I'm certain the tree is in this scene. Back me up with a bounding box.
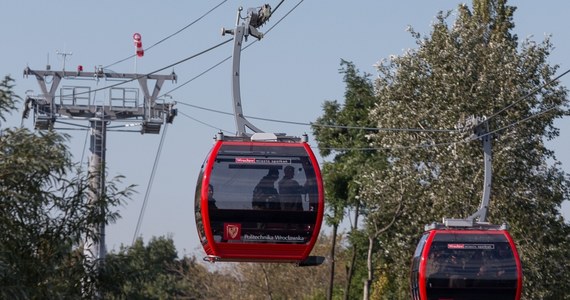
[210,232,346,300]
[0,75,134,299]
[103,236,214,299]
[365,0,570,298]
[313,60,387,300]
[0,76,19,123]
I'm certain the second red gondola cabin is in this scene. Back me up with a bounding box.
[410,223,523,300]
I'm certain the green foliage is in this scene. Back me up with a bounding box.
[104,236,195,299]
[0,77,134,299]
[0,127,134,299]
[313,60,388,299]
[313,60,387,224]
[210,232,347,300]
[364,0,570,298]
[0,75,19,122]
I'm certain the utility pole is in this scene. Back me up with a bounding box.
[23,65,177,296]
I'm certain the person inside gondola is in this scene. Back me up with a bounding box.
[278,166,304,210]
[208,184,224,241]
[208,184,218,209]
[252,168,280,210]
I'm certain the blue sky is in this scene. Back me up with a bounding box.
[2,1,569,257]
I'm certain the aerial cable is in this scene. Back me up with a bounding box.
[55,120,91,130]
[159,0,304,98]
[483,106,560,139]
[486,67,570,123]
[316,140,464,152]
[176,100,459,133]
[59,38,233,99]
[132,122,169,245]
[177,101,233,116]
[161,56,231,96]
[103,0,229,70]
[269,0,286,17]
[178,110,234,134]
[314,105,562,152]
[264,0,303,36]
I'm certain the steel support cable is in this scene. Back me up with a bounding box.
[481,106,561,140]
[486,68,570,123]
[159,0,304,98]
[177,103,465,151]
[176,101,458,133]
[270,0,286,17]
[132,122,169,245]
[316,140,463,152]
[304,105,562,151]
[59,38,233,99]
[177,110,234,134]
[103,0,229,70]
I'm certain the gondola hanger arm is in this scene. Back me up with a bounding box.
[221,5,272,137]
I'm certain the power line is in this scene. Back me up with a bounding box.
[59,38,233,99]
[321,105,566,152]
[177,110,234,134]
[132,122,169,245]
[159,0,305,98]
[176,100,458,133]
[486,106,560,138]
[161,56,231,96]
[264,0,303,36]
[317,140,463,152]
[179,101,565,153]
[486,68,570,122]
[103,0,228,70]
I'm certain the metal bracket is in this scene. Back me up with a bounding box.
[467,117,492,222]
[221,5,272,136]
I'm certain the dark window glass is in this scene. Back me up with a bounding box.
[425,232,518,300]
[207,144,318,244]
[195,160,208,245]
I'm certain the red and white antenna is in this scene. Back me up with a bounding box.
[133,33,144,57]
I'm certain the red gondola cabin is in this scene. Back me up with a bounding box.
[411,223,523,300]
[195,139,324,265]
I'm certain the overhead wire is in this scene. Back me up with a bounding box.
[132,122,169,245]
[177,97,568,153]
[485,106,560,139]
[485,68,570,122]
[59,38,233,100]
[177,101,459,133]
[103,0,229,70]
[320,104,565,152]
[159,0,304,98]
[317,140,463,152]
[178,110,234,134]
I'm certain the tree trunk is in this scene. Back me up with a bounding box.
[327,223,338,300]
[363,235,374,300]
[344,204,360,300]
